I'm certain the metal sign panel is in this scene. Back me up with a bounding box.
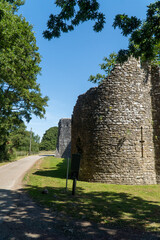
[71,154,81,180]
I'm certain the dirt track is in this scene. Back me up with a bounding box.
[0,155,44,190]
[0,156,159,240]
[0,155,65,240]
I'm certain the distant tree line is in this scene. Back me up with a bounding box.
[40,127,58,151]
[0,124,58,161]
[0,122,40,161]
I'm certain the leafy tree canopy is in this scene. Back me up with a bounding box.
[44,0,160,65]
[40,127,58,151]
[43,0,106,39]
[113,1,160,64]
[10,122,40,153]
[4,0,25,11]
[88,52,117,85]
[0,1,48,160]
[0,1,48,124]
[88,1,160,85]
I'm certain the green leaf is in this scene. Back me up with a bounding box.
[88,52,117,85]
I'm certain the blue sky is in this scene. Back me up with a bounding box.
[18,0,155,139]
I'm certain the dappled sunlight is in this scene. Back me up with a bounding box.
[25,156,160,239]
[26,184,160,239]
[0,189,65,239]
[33,158,68,179]
[27,157,160,233]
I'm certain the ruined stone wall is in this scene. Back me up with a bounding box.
[56,118,71,158]
[150,66,160,183]
[72,58,160,185]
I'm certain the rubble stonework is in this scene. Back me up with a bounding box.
[71,58,160,185]
[56,118,71,158]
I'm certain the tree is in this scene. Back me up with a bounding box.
[40,127,58,151]
[88,52,117,85]
[44,0,160,65]
[43,0,105,39]
[113,1,160,64]
[0,1,48,160]
[9,122,40,154]
[5,0,25,11]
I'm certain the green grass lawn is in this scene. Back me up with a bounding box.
[25,156,160,233]
[0,159,18,167]
[0,162,9,167]
[0,154,28,167]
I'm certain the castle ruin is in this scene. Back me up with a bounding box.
[56,118,71,158]
[71,58,160,185]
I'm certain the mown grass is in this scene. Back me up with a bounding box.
[39,150,55,155]
[25,156,160,233]
[0,153,39,167]
[0,162,9,167]
[0,154,28,167]
[0,158,18,167]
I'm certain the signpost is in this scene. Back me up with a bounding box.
[71,154,81,196]
[66,158,70,191]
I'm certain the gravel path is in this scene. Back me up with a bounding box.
[0,156,159,240]
[0,155,44,190]
[0,155,66,240]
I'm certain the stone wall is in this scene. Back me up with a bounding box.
[150,66,160,183]
[56,118,71,158]
[71,58,160,185]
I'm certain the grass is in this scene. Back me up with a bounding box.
[0,153,32,167]
[16,155,28,160]
[25,156,160,233]
[0,154,28,167]
[0,162,9,167]
[0,158,19,167]
[39,150,55,155]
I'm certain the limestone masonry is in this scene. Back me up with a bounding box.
[71,58,160,185]
[56,118,71,158]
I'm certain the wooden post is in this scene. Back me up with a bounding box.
[29,128,32,155]
[72,176,77,196]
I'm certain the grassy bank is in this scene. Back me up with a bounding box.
[0,162,9,167]
[0,157,22,167]
[0,152,34,167]
[25,156,160,232]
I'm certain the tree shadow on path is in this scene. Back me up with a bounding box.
[0,189,66,240]
[1,186,159,240]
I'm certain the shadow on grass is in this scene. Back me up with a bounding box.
[39,154,55,157]
[26,184,160,238]
[26,157,160,239]
[0,187,159,240]
[34,158,69,179]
